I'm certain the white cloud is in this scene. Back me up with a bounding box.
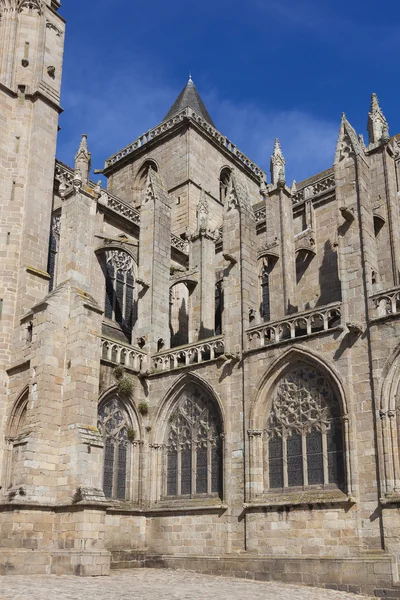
[57,68,339,184]
[208,96,338,183]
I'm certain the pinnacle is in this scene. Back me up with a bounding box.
[370,92,380,112]
[79,133,88,150]
[272,138,285,161]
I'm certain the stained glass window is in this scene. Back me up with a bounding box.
[98,397,130,499]
[165,388,223,498]
[267,366,345,491]
[104,250,136,340]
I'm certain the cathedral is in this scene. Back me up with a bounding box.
[2,2,400,596]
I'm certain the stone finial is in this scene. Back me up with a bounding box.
[270,138,286,186]
[290,180,297,195]
[74,134,91,184]
[334,113,365,165]
[367,93,389,145]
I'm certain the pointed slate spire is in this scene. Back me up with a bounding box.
[74,134,91,184]
[163,76,215,127]
[270,138,286,185]
[367,93,389,145]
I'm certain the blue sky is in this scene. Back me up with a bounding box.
[57,0,400,185]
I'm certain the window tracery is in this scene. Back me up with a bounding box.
[104,250,136,338]
[98,397,130,499]
[165,388,222,498]
[267,366,344,490]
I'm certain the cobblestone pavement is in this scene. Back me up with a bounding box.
[0,568,373,600]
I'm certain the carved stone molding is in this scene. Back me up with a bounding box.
[267,366,338,437]
[46,19,63,36]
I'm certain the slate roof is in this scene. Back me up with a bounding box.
[163,77,216,128]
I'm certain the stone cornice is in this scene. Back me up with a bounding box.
[103,107,266,184]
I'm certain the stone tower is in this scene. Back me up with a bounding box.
[0,0,65,485]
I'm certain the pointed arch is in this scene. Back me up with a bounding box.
[97,387,141,501]
[219,167,232,204]
[97,246,138,342]
[153,373,225,443]
[6,386,29,439]
[153,373,224,500]
[3,387,30,491]
[249,346,349,494]
[376,343,400,495]
[250,345,348,429]
[133,159,159,207]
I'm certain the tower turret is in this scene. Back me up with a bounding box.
[0,0,65,492]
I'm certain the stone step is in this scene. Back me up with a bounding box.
[375,590,400,599]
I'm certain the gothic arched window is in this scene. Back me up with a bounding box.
[165,388,223,498]
[4,390,29,492]
[267,366,345,491]
[219,168,231,204]
[169,283,189,348]
[260,262,270,322]
[98,397,131,499]
[215,280,223,335]
[47,212,61,292]
[104,250,136,338]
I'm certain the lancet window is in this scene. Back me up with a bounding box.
[219,168,231,204]
[215,280,224,335]
[169,282,189,348]
[104,250,136,335]
[165,388,223,498]
[98,397,130,499]
[267,366,345,490]
[260,262,270,322]
[47,212,61,292]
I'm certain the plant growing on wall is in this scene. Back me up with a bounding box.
[113,365,125,380]
[117,376,134,396]
[127,427,136,442]
[138,401,149,416]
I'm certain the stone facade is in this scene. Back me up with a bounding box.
[2,5,400,597]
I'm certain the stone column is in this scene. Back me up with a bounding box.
[334,114,381,551]
[189,192,216,340]
[247,430,264,500]
[137,170,172,353]
[267,183,296,318]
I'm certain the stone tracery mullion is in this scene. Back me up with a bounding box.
[267,366,344,490]
[165,390,222,497]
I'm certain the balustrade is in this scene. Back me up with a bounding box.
[247,304,342,349]
[152,336,225,372]
[372,287,400,319]
[101,338,148,372]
